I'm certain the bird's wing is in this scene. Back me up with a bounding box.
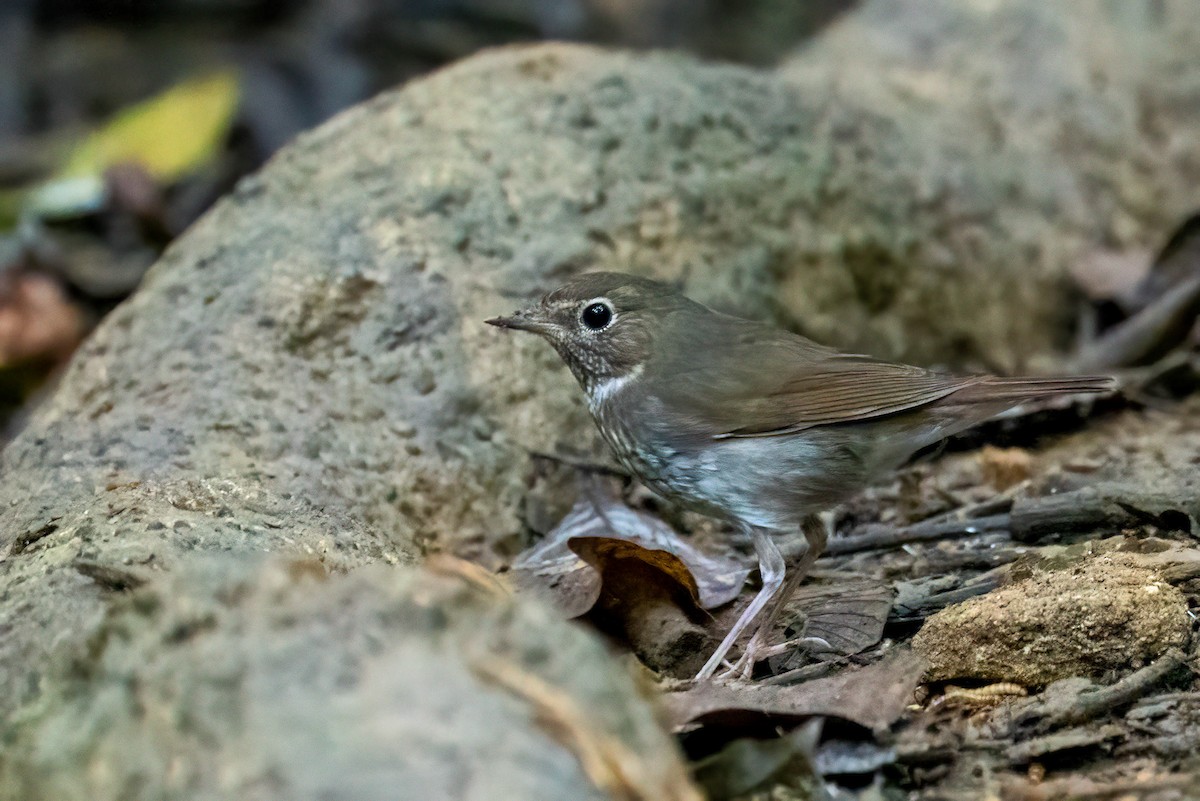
[646,323,980,440]
[721,358,978,437]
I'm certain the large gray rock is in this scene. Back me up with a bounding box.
[2,1,1200,793]
[781,0,1200,367]
[1,558,696,801]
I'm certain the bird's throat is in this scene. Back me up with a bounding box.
[585,362,644,411]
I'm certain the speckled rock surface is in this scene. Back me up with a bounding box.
[0,558,696,801]
[780,0,1200,369]
[913,555,1192,684]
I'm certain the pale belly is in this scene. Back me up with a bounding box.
[591,401,868,532]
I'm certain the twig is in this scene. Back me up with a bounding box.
[1053,650,1189,728]
[1067,274,1200,372]
[1011,487,1158,542]
[828,483,1198,556]
[1006,723,1124,765]
[757,656,842,687]
[826,513,1011,555]
[527,450,628,479]
[1022,650,1187,734]
[471,658,703,801]
[1000,771,1196,801]
[891,570,1006,622]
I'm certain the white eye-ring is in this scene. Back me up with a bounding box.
[579,298,615,331]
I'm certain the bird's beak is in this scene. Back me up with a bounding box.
[485,307,553,335]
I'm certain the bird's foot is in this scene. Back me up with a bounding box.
[716,634,834,681]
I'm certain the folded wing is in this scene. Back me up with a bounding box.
[648,318,1111,441]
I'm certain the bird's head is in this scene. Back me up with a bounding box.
[487,272,693,392]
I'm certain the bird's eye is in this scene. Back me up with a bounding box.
[580,301,614,331]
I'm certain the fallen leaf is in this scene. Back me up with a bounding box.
[511,476,750,618]
[583,554,712,675]
[790,579,895,657]
[0,270,85,366]
[73,560,150,592]
[62,70,239,184]
[664,650,927,734]
[27,71,240,218]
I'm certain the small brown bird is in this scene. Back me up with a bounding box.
[488,272,1113,679]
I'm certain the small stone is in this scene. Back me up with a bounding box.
[913,555,1190,684]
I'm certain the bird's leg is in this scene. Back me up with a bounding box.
[694,527,785,680]
[722,514,830,679]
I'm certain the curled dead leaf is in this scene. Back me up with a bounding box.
[511,476,750,618]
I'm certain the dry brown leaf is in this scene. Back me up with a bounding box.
[790,579,895,657]
[663,650,927,734]
[0,271,86,366]
[511,477,750,618]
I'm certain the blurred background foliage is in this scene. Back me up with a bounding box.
[0,0,855,436]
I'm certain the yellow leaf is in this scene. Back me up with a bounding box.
[59,69,240,184]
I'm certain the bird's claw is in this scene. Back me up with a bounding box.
[715,634,834,681]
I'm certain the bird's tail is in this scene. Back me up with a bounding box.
[956,374,1117,404]
[864,373,1116,476]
